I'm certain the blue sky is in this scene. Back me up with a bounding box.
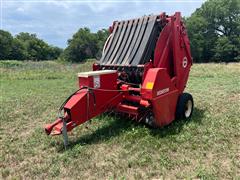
[1,0,206,48]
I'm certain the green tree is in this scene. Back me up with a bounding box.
[186,0,240,62]
[16,32,62,60]
[47,46,63,60]
[185,15,208,62]
[96,29,109,58]
[16,32,47,60]
[0,30,13,59]
[213,36,240,62]
[63,28,98,62]
[0,30,62,60]
[9,38,27,60]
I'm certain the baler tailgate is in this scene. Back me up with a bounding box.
[101,15,158,65]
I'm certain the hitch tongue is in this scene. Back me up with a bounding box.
[44,113,70,135]
[44,117,69,149]
[44,118,62,135]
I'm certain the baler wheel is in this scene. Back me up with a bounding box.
[176,93,194,120]
[145,112,158,128]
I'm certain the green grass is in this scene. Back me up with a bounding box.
[1,60,239,179]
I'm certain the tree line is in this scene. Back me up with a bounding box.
[185,0,240,62]
[0,28,108,62]
[0,31,63,61]
[0,0,239,62]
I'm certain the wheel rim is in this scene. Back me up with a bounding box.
[185,100,192,118]
[145,112,155,126]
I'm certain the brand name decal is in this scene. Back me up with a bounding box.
[157,88,169,96]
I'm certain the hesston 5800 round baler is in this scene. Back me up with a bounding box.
[45,12,194,147]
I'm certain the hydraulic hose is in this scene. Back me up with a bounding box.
[57,83,133,118]
[58,87,88,118]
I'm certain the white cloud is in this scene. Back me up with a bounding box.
[16,7,25,12]
[2,0,205,47]
[87,2,116,13]
[46,0,71,9]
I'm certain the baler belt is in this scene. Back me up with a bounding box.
[121,16,146,65]
[100,15,158,65]
[110,19,134,65]
[131,15,157,65]
[102,21,124,64]
[117,19,139,65]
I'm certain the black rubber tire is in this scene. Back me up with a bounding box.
[176,93,194,120]
[144,112,158,128]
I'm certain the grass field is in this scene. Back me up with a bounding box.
[1,60,240,179]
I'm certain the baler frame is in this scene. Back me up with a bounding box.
[45,12,194,148]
